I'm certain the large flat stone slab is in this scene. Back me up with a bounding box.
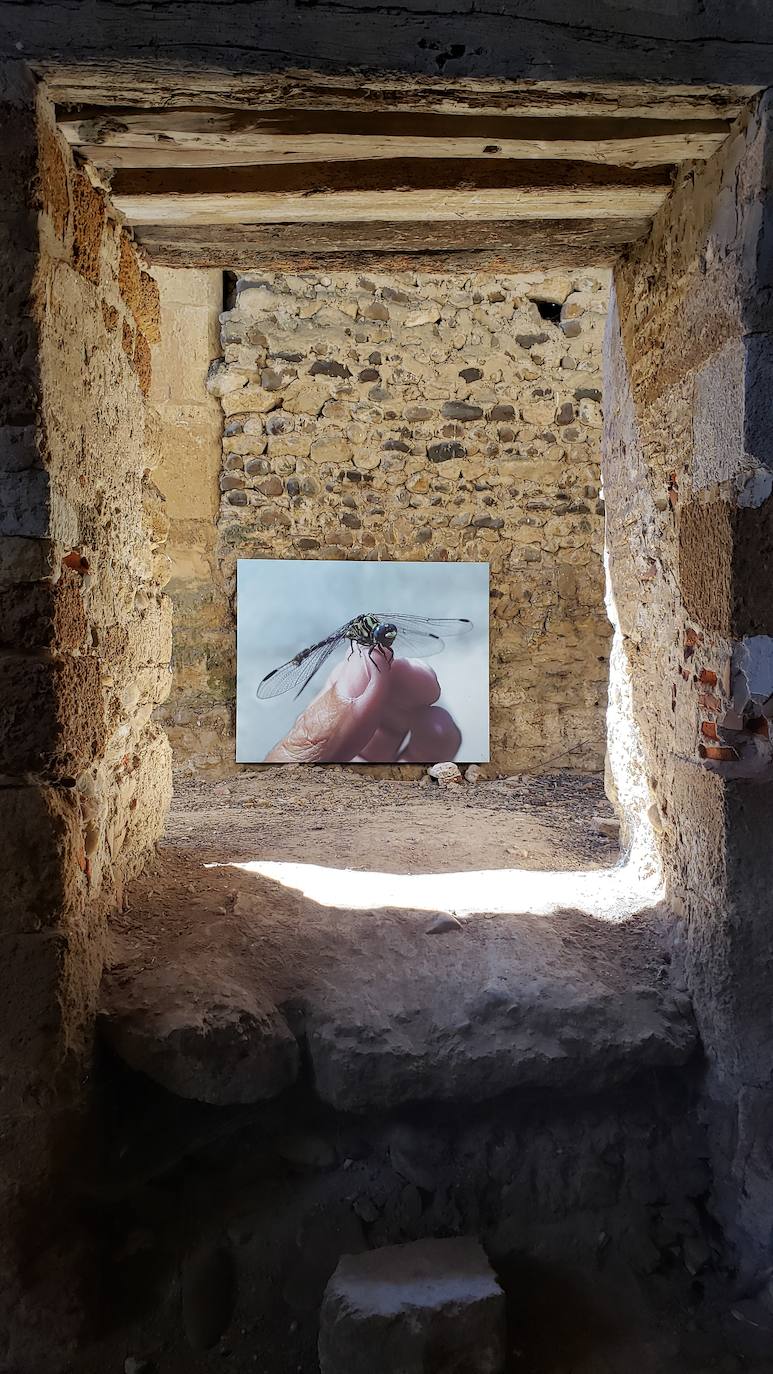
[318,1238,506,1374]
[100,861,697,1110]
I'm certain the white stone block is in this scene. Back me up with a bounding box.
[319,1238,506,1374]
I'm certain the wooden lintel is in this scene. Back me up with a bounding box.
[74,133,728,172]
[114,189,668,228]
[134,217,649,271]
[140,248,626,273]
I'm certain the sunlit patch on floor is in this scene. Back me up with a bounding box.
[207,856,662,921]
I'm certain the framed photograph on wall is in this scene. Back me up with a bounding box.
[236,559,489,764]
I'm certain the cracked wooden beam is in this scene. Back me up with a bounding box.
[46,74,758,119]
[60,107,733,169]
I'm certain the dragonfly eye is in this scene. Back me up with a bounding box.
[382,623,398,644]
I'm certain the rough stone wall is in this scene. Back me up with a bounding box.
[207,269,610,775]
[0,74,171,1364]
[150,267,232,771]
[603,92,773,1273]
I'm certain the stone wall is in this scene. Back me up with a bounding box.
[150,267,232,771]
[603,91,773,1274]
[206,268,611,774]
[0,74,171,1363]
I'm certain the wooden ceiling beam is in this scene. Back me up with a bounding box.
[42,68,759,118]
[110,159,672,226]
[116,187,669,227]
[60,107,731,169]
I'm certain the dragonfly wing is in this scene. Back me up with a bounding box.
[390,627,447,659]
[374,613,474,638]
[256,637,340,699]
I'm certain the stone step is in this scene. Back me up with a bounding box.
[99,891,697,1111]
[318,1237,506,1374]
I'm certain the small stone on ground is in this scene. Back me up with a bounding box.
[428,762,462,785]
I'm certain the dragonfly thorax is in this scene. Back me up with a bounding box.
[347,613,396,649]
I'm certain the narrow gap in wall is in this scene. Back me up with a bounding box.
[532,298,563,324]
[223,269,238,312]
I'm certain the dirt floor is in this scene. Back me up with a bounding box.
[161,767,620,871]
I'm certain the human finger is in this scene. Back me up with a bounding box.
[264,649,391,762]
[357,724,408,763]
[380,659,441,735]
[397,705,462,763]
[385,658,441,709]
[345,659,441,760]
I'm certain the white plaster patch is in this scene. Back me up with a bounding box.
[693,339,773,508]
[693,339,744,491]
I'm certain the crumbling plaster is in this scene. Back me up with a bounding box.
[603,89,773,1272]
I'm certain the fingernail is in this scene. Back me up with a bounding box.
[336,653,371,701]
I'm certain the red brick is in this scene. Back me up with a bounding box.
[699,744,738,762]
[698,692,722,711]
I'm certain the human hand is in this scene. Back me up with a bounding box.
[264,650,462,764]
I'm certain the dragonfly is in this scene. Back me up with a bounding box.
[257,612,473,700]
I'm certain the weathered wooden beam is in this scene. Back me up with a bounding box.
[111,159,672,225]
[60,106,732,168]
[134,217,648,271]
[44,71,758,120]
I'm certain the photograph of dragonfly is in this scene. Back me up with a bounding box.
[237,560,489,764]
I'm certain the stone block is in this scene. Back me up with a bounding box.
[0,536,52,584]
[283,378,335,416]
[0,651,106,778]
[743,332,773,474]
[0,930,69,1107]
[318,1238,506,1374]
[0,785,82,934]
[0,576,86,651]
[99,930,298,1105]
[221,386,281,418]
[0,424,38,472]
[0,467,50,538]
